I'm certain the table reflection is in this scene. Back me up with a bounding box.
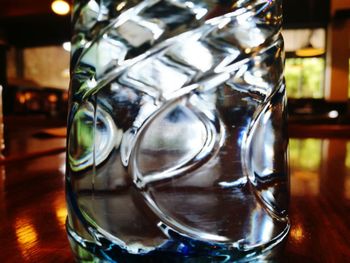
[290,138,349,200]
[0,153,72,262]
[287,137,350,262]
[15,216,39,261]
[290,138,321,196]
[0,136,350,262]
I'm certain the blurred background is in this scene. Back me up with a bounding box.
[0,0,349,191]
[0,0,349,159]
[0,0,349,133]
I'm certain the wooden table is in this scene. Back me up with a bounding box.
[0,125,350,262]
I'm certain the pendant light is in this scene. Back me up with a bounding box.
[295,30,325,57]
[51,0,71,16]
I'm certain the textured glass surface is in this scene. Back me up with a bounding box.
[66,0,290,261]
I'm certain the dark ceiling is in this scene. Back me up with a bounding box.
[0,0,72,47]
[0,0,331,47]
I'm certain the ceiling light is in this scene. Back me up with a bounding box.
[295,29,326,57]
[295,45,325,57]
[51,0,70,16]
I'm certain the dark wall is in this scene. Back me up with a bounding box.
[0,0,332,48]
[283,0,331,28]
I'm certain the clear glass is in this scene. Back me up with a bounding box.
[66,0,290,261]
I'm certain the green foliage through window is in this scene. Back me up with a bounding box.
[285,58,325,98]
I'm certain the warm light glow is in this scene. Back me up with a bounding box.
[15,216,39,260]
[62,42,71,52]
[51,0,70,15]
[116,1,127,11]
[56,206,67,229]
[290,224,305,243]
[291,170,319,196]
[61,68,70,78]
[24,92,32,100]
[295,47,325,57]
[48,94,58,103]
[54,194,67,230]
[62,92,69,101]
[18,94,26,104]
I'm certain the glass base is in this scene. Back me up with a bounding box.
[67,220,290,263]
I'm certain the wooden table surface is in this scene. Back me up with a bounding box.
[0,124,350,262]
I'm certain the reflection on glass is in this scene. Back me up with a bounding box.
[285,58,324,98]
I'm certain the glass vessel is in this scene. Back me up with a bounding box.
[66,0,290,261]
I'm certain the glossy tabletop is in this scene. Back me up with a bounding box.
[0,122,350,262]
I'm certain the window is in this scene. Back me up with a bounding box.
[282,28,326,99]
[285,57,325,98]
[7,46,70,90]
